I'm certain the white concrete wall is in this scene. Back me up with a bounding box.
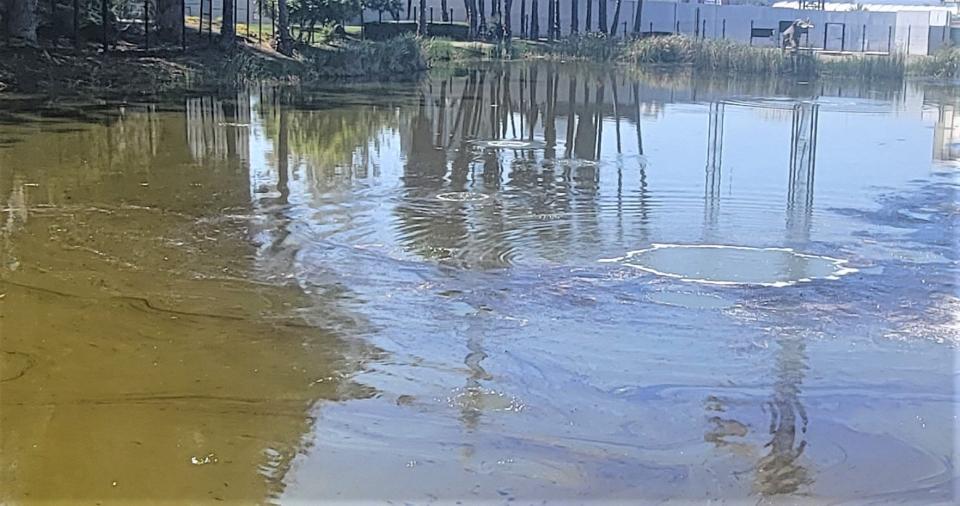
[186,0,939,55]
[362,0,928,53]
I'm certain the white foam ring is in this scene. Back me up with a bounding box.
[473,139,544,150]
[436,192,491,202]
[599,243,858,288]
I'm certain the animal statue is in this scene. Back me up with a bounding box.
[782,19,814,52]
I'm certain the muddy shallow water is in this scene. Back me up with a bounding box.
[1,62,958,503]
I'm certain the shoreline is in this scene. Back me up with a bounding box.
[1,34,956,98]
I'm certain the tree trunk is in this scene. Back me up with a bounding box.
[528,0,538,39]
[585,0,591,32]
[546,0,553,40]
[503,0,512,38]
[520,0,525,37]
[631,0,642,33]
[553,0,559,38]
[441,0,448,21]
[4,0,38,44]
[609,0,621,36]
[418,0,426,34]
[464,0,477,37]
[570,0,578,34]
[221,0,236,47]
[598,0,606,33]
[156,0,181,41]
[277,0,292,54]
[477,0,485,32]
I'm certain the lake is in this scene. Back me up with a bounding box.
[1,61,957,503]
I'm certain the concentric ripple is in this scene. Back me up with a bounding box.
[601,244,857,287]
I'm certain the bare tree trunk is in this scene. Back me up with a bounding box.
[598,0,606,33]
[441,0,448,21]
[528,0,538,39]
[478,0,485,32]
[546,0,554,40]
[221,0,236,47]
[503,0,512,38]
[631,0,642,33]
[520,0,525,37]
[570,0,578,34]
[157,0,181,41]
[4,0,38,45]
[465,0,477,37]
[609,0,621,36]
[418,0,426,34]
[553,0,559,37]
[585,0,591,32]
[277,0,292,54]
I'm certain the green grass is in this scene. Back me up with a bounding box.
[498,33,914,79]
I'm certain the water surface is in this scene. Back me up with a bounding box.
[1,62,958,503]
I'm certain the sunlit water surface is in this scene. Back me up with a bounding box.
[1,62,958,503]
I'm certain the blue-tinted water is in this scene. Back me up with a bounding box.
[1,62,957,502]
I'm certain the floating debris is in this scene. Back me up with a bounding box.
[190,453,220,466]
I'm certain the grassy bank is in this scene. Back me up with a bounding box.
[0,35,427,96]
[424,34,958,80]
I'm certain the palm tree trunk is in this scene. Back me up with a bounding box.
[277,0,292,54]
[609,0,622,36]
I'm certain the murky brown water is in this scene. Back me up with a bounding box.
[2,63,958,503]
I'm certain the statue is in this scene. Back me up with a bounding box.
[782,19,814,52]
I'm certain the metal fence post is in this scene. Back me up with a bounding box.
[102,0,109,51]
[145,0,150,50]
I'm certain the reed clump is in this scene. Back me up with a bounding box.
[908,46,960,79]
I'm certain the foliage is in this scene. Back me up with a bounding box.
[363,0,403,19]
[908,46,960,79]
